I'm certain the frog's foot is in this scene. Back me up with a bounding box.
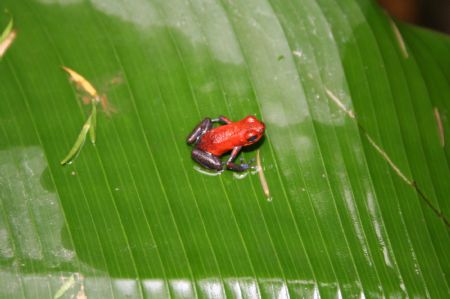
[226,157,256,172]
[187,118,213,145]
[192,149,223,171]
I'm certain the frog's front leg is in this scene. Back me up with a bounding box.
[186,118,213,144]
[225,146,252,172]
[192,149,223,171]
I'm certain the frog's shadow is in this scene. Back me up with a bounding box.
[241,135,266,154]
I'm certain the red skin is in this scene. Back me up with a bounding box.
[197,116,265,156]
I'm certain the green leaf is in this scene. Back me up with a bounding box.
[1,0,449,298]
[0,12,13,42]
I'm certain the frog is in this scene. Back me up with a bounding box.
[186,115,265,172]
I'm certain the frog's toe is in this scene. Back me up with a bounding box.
[239,157,255,164]
[226,161,251,172]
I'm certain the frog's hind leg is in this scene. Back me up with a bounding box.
[187,118,213,144]
[192,149,223,171]
[211,115,232,124]
[187,116,233,145]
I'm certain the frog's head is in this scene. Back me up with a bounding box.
[240,116,265,146]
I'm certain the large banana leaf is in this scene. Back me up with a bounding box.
[1,0,449,298]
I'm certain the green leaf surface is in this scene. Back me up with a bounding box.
[1,0,449,298]
[0,12,13,43]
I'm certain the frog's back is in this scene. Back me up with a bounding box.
[197,124,241,156]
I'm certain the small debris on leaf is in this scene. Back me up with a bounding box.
[0,13,15,59]
[325,88,355,119]
[62,66,99,99]
[256,150,271,199]
[388,17,408,59]
[433,107,445,147]
[54,274,75,299]
[292,50,303,58]
[54,273,85,299]
[61,66,101,165]
[60,110,95,165]
[63,66,118,115]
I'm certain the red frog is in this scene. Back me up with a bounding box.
[187,115,265,172]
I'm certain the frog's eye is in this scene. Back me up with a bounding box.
[247,135,258,142]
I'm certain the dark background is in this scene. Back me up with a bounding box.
[378,0,450,34]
